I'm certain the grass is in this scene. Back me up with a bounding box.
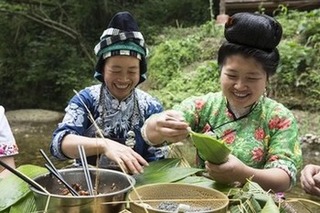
[291,110,320,136]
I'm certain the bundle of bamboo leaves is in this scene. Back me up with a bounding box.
[0,159,318,212]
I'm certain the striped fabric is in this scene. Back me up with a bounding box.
[102,50,142,60]
[94,27,146,57]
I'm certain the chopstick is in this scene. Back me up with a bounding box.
[39,149,60,176]
[77,145,94,195]
[0,159,48,193]
[44,163,79,196]
[39,149,79,196]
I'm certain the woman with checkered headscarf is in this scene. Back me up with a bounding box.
[50,11,165,174]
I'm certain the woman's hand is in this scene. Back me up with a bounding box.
[300,164,320,196]
[205,154,247,184]
[102,139,148,175]
[145,110,190,145]
[205,154,292,192]
[61,134,148,175]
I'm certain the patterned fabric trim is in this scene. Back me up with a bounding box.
[100,28,144,40]
[94,28,145,56]
[103,50,142,60]
[0,143,19,157]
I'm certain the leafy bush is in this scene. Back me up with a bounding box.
[149,61,221,109]
[0,2,319,112]
[146,9,320,111]
[148,36,202,89]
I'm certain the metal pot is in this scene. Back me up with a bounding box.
[30,168,135,213]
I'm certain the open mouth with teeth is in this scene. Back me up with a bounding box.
[233,92,250,99]
[115,83,130,89]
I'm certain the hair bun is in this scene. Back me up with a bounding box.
[224,12,282,50]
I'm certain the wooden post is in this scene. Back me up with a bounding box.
[219,0,226,14]
[216,0,229,25]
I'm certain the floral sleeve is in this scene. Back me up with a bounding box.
[264,105,302,186]
[173,93,218,132]
[0,106,19,157]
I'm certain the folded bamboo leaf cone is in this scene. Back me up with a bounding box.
[189,130,231,164]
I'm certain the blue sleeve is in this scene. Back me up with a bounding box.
[50,88,97,160]
[134,95,164,162]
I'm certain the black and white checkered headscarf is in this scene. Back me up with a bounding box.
[94,11,148,84]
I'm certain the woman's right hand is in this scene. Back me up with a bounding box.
[61,134,148,175]
[102,139,148,175]
[145,110,190,145]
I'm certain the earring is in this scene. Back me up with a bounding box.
[263,88,268,97]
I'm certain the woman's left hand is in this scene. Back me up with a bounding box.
[205,154,247,184]
[300,164,320,196]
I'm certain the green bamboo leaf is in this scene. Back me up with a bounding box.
[135,159,203,186]
[229,181,281,213]
[189,130,231,164]
[139,158,182,178]
[261,196,280,213]
[176,176,231,193]
[8,192,37,213]
[146,158,181,171]
[229,205,243,213]
[229,192,262,213]
[243,180,265,193]
[242,181,270,207]
[0,164,47,211]
[135,167,203,186]
[176,175,216,188]
[0,209,9,213]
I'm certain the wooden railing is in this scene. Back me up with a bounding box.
[219,0,320,15]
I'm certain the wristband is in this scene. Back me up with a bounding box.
[141,118,154,146]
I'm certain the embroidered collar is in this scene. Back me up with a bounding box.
[97,85,138,137]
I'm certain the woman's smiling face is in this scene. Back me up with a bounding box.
[220,54,267,110]
[102,55,140,100]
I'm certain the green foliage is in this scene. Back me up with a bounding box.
[0,17,93,110]
[193,61,221,93]
[148,61,221,109]
[0,0,215,111]
[146,21,223,109]
[134,0,211,28]
[274,40,314,89]
[148,36,202,89]
[0,1,97,110]
[269,9,320,110]
[147,9,320,111]
[0,1,319,112]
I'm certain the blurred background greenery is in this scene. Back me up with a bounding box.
[0,0,319,112]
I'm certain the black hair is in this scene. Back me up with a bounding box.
[218,42,280,77]
[217,12,282,77]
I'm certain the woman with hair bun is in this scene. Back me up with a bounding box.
[141,12,302,192]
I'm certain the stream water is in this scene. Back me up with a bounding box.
[7,111,320,210]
